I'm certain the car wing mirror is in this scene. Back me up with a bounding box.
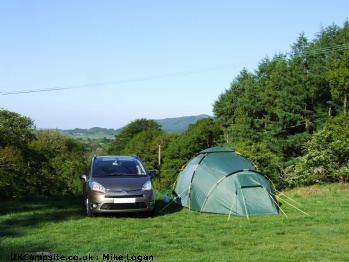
[79,174,87,182]
[148,172,155,179]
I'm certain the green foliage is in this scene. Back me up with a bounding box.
[214,21,349,188]
[107,118,161,154]
[62,127,118,137]
[0,109,36,198]
[0,146,28,198]
[284,116,349,187]
[122,130,176,172]
[214,69,255,127]
[0,110,87,199]
[0,109,35,147]
[29,130,87,196]
[161,118,223,188]
[327,49,349,115]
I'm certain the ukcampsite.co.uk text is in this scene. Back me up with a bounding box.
[10,253,154,262]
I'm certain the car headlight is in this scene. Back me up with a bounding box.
[91,181,106,193]
[142,181,153,192]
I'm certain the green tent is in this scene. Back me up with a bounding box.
[173,147,279,216]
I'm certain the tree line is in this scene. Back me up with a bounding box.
[1,21,348,198]
[0,110,86,198]
[213,21,349,187]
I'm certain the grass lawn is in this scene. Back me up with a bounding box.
[1,183,349,262]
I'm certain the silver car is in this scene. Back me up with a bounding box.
[79,155,155,217]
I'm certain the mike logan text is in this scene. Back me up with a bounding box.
[103,254,154,261]
[11,253,154,262]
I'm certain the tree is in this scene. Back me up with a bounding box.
[121,130,176,190]
[311,21,349,117]
[0,109,36,198]
[213,69,255,128]
[107,118,161,154]
[284,116,349,187]
[161,118,223,188]
[327,50,349,116]
[0,109,35,148]
[212,22,349,189]
[122,130,175,170]
[0,146,27,198]
[0,110,87,198]
[29,129,87,195]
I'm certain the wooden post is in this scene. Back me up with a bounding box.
[158,144,161,191]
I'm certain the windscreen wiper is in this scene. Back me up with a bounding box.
[107,173,124,176]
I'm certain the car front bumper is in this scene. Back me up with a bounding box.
[88,190,155,214]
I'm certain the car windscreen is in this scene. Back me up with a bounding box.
[92,158,147,177]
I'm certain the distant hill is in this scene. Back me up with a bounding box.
[62,114,212,138]
[156,114,211,134]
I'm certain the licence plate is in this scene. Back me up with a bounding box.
[114,198,136,203]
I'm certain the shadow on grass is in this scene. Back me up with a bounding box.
[0,195,85,238]
[0,195,183,261]
[88,199,183,219]
[1,240,55,262]
[155,200,183,216]
[0,195,84,213]
[0,196,85,261]
[0,195,183,231]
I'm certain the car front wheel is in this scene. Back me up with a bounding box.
[85,196,95,217]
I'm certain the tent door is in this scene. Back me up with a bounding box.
[239,185,276,215]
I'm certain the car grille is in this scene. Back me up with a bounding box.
[100,202,147,210]
[105,194,143,198]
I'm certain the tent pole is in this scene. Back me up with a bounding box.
[188,154,208,210]
[200,176,226,212]
[227,192,237,221]
[248,177,285,217]
[239,183,249,219]
[247,176,288,217]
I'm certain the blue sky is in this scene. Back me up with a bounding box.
[1,1,348,129]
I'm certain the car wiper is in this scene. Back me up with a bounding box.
[107,173,124,176]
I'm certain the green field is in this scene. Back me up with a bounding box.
[1,183,349,262]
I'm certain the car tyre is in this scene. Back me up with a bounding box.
[146,208,155,218]
[86,196,95,217]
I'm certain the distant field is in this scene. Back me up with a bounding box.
[64,132,115,140]
[1,183,348,261]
